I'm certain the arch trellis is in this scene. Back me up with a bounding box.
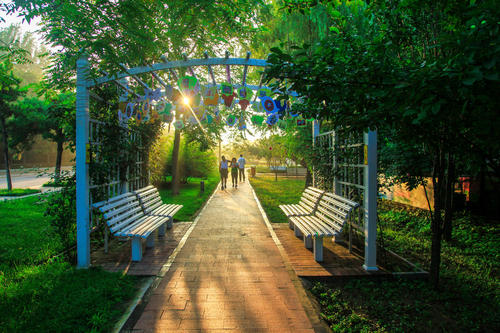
[75,53,377,270]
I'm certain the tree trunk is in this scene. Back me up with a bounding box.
[430,148,445,288]
[54,139,64,184]
[171,129,181,195]
[1,115,12,191]
[443,153,455,241]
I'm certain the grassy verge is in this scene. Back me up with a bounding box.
[0,196,138,332]
[250,176,499,332]
[158,173,219,221]
[0,188,41,196]
[249,175,305,223]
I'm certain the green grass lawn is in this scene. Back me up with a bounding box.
[0,196,138,332]
[158,174,220,221]
[250,176,500,332]
[249,175,306,223]
[0,188,41,196]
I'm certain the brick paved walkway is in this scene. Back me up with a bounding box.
[132,181,315,332]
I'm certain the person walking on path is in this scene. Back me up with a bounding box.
[219,156,228,190]
[230,157,239,188]
[237,154,246,182]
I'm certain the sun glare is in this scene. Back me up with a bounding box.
[183,96,190,105]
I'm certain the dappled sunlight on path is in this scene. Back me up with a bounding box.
[133,182,314,332]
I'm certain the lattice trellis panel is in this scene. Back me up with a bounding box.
[88,118,147,232]
[314,130,365,231]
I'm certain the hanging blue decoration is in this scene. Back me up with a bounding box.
[267,113,279,126]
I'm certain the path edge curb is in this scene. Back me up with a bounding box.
[113,182,220,333]
[249,182,329,333]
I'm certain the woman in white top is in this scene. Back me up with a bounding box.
[219,156,229,190]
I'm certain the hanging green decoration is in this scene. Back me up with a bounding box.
[178,76,197,93]
[173,119,184,130]
[251,115,264,125]
[226,114,238,127]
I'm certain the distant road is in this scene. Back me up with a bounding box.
[0,167,73,189]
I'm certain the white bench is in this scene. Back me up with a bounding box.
[288,192,359,262]
[93,187,182,261]
[133,185,183,229]
[279,187,325,230]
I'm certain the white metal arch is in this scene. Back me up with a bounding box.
[75,53,377,271]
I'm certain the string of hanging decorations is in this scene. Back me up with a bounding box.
[115,74,314,132]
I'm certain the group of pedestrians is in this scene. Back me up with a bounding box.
[219,154,246,190]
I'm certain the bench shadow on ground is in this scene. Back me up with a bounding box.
[273,223,389,278]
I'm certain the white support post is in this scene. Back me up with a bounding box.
[146,232,155,248]
[76,54,90,268]
[131,237,143,261]
[158,222,166,236]
[304,235,313,249]
[363,130,378,271]
[312,120,320,187]
[313,236,323,262]
[294,225,302,238]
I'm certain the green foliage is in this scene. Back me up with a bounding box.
[150,130,217,186]
[0,261,138,333]
[44,174,76,251]
[378,200,500,294]
[0,195,61,268]
[311,277,499,333]
[0,24,49,85]
[249,175,305,223]
[0,193,139,333]
[0,188,41,196]
[158,174,219,221]
[4,0,269,89]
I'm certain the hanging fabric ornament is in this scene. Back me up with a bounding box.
[252,101,264,113]
[226,114,238,127]
[237,86,253,111]
[142,100,151,122]
[117,102,127,122]
[173,119,184,130]
[192,93,202,107]
[164,114,174,123]
[178,76,198,95]
[214,108,221,123]
[160,103,172,116]
[164,85,174,100]
[261,96,276,114]
[238,119,246,131]
[220,82,236,107]
[150,108,159,121]
[135,109,143,124]
[206,114,213,124]
[266,113,279,126]
[296,117,306,126]
[257,88,272,99]
[203,86,219,106]
[251,115,264,125]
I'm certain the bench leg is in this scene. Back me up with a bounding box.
[158,222,166,237]
[288,220,294,230]
[294,225,302,238]
[167,216,173,229]
[131,237,143,262]
[313,237,323,262]
[304,235,313,249]
[146,232,155,248]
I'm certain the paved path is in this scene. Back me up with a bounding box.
[133,181,315,332]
